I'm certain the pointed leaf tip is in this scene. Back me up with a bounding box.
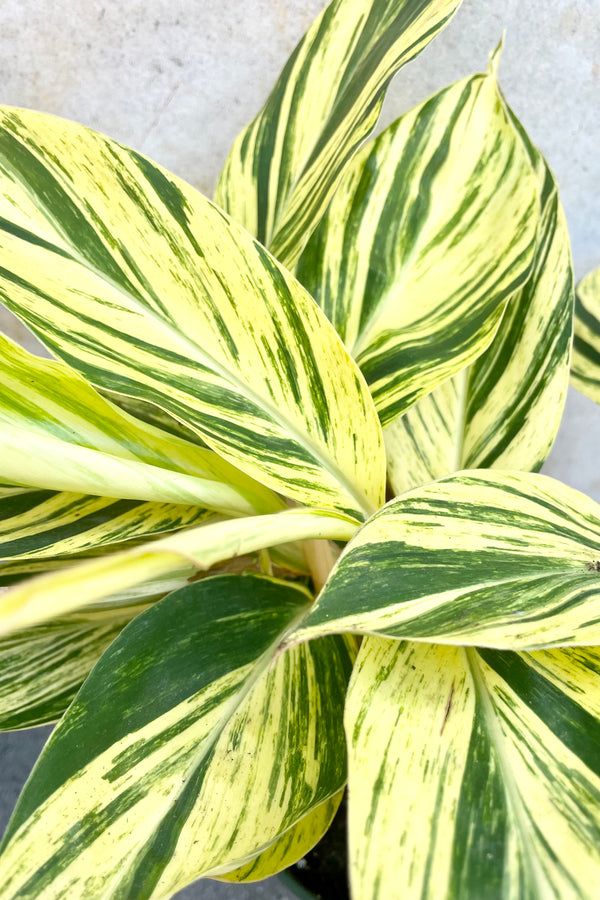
[488,34,505,78]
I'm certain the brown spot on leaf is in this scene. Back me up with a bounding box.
[440,681,455,735]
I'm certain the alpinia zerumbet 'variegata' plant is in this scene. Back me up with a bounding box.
[0,0,597,897]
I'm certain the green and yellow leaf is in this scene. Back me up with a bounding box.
[0,506,357,633]
[217,791,343,883]
[572,265,600,404]
[0,332,280,516]
[291,470,600,650]
[0,107,385,520]
[0,576,353,899]
[0,550,197,598]
[216,0,463,268]
[345,637,600,900]
[0,486,217,560]
[385,110,573,491]
[295,55,539,427]
[0,601,151,731]
[100,393,209,448]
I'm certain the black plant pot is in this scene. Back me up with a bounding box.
[277,795,350,900]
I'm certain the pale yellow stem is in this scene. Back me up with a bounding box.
[302,539,339,594]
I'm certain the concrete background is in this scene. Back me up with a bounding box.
[0,0,599,897]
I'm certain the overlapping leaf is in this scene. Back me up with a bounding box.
[215,0,463,267]
[0,602,151,731]
[0,486,217,560]
[385,113,573,491]
[345,637,600,899]
[100,393,209,448]
[0,107,385,520]
[0,506,357,633]
[572,265,600,404]
[295,57,539,427]
[0,546,201,729]
[0,332,280,515]
[0,503,307,585]
[0,576,353,899]
[290,471,600,649]
[218,791,343,883]
[0,551,197,598]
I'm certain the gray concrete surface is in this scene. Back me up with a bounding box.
[1,0,597,276]
[0,0,599,897]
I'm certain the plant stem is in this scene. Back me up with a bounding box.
[259,548,273,576]
[303,539,339,593]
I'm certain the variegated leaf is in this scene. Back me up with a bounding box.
[291,471,600,650]
[295,55,539,427]
[572,265,600,404]
[385,110,573,491]
[217,791,343,883]
[0,550,196,597]
[0,576,352,899]
[215,0,463,268]
[0,107,385,520]
[101,393,209,447]
[0,486,217,560]
[0,602,150,731]
[0,545,270,608]
[0,556,83,587]
[346,637,600,900]
[0,332,280,516]
[0,506,357,633]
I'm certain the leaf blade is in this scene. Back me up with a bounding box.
[292,471,600,650]
[0,506,358,633]
[345,637,600,900]
[0,578,353,899]
[215,0,463,267]
[216,790,343,882]
[385,113,573,490]
[0,331,281,516]
[0,108,385,519]
[295,63,539,427]
[572,265,600,405]
[0,602,150,731]
[0,487,217,560]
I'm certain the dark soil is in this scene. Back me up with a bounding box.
[287,795,350,900]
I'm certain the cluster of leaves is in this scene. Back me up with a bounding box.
[0,0,599,897]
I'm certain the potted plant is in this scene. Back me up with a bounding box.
[0,1,599,898]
